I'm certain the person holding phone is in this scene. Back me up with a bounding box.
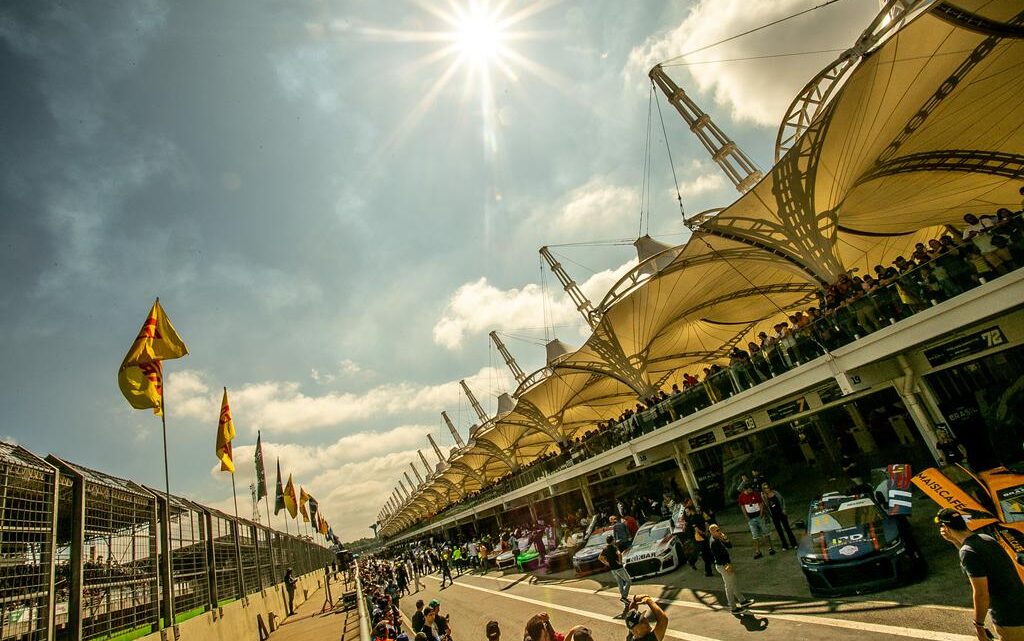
[623,595,667,641]
[708,524,755,615]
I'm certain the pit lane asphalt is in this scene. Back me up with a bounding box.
[398,569,976,641]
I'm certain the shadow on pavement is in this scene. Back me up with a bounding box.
[736,612,769,632]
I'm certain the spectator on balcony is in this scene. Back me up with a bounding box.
[728,347,758,390]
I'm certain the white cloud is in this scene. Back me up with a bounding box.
[432,258,637,349]
[626,0,878,127]
[169,365,513,434]
[531,178,639,240]
[678,172,726,198]
[200,430,427,541]
[311,359,367,384]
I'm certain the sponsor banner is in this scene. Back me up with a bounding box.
[911,467,998,529]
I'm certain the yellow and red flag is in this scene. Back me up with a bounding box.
[318,514,328,535]
[117,299,188,415]
[283,474,298,518]
[216,388,236,472]
[299,487,311,522]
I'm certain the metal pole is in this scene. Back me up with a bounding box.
[160,401,177,630]
[264,497,276,584]
[230,475,247,599]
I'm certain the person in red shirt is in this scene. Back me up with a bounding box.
[624,513,640,536]
[737,484,775,559]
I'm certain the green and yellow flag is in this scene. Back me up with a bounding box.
[216,388,235,472]
[254,431,268,500]
[117,299,188,415]
[283,474,298,518]
[274,459,286,515]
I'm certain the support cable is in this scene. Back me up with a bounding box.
[654,81,687,222]
[660,0,850,65]
[662,48,844,67]
[539,256,552,341]
[640,85,655,237]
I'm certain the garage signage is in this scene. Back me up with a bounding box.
[924,326,1006,367]
[767,396,807,421]
[688,432,716,449]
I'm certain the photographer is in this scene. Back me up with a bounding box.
[623,595,667,641]
[429,599,452,640]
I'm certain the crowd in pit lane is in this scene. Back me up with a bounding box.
[368,456,1024,640]
[360,488,769,641]
[395,206,1024,533]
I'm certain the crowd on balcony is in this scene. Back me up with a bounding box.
[387,207,1023,536]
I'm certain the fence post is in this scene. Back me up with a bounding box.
[149,492,161,634]
[67,472,85,641]
[46,467,61,641]
[232,518,246,601]
[203,510,219,611]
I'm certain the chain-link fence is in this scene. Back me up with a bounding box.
[0,443,338,641]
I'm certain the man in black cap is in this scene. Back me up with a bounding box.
[283,567,297,616]
[936,508,1024,640]
[623,595,668,641]
[429,599,451,640]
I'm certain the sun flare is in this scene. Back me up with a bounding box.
[452,8,504,65]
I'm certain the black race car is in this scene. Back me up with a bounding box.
[797,492,925,597]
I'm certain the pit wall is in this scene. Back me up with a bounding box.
[133,570,324,641]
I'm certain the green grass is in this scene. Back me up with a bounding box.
[92,625,152,641]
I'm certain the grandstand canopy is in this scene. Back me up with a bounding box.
[382,0,1024,536]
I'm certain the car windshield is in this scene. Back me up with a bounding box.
[586,533,608,547]
[998,482,1024,524]
[809,503,884,534]
[631,525,670,547]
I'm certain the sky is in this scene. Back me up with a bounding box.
[0,0,880,542]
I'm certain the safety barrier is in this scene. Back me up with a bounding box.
[0,441,334,641]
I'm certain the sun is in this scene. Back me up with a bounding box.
[354,0,557,162]
[452,6,504,65]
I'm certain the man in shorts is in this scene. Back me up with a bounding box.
[737,484,774,558]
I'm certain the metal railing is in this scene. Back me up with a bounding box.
[0,442,334,641]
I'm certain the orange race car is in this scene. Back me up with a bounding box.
[913,464,1024,581]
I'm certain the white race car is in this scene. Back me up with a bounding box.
[622,520,682,579]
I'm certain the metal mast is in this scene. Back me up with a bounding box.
[650,64,763,193]
[410,461,424,485]
[459,380,488,423]
[398,480,410,499]
[539,246,599,329]
[489,331,526,385]
[418,450,433,477]
[427,434,446,464]
[441,411,466,448]
[404,471,416,492]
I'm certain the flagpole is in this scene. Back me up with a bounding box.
[230,473,248,598]
[160,394,178,630]
[264,497,275,583]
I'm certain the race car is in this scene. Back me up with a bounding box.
[495,536,533,570]
[913,464,1024,580]
[622,520,682,579]
[797,492,925,597]
[572,527,617,575]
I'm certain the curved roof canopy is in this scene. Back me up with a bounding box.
[381,1,1024,537]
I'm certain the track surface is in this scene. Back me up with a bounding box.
[398,569,975,641]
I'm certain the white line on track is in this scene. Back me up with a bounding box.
[425,574,721,641]
[426,574,974,641]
